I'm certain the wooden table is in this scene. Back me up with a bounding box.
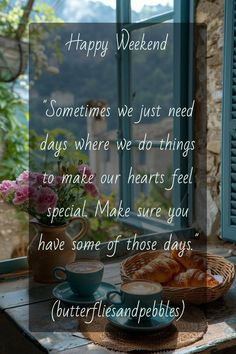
[1,249,236,354]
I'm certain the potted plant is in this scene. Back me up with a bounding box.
[0,162,99,283]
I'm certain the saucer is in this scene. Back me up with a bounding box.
[106,304,175,332]
[53,281,117,306]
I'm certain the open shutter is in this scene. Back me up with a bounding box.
[222,0,236,240]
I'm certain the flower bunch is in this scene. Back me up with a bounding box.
[0,164,99,225]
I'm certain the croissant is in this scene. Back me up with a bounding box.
[167,269,219,288]
[160,252,186,272]
[132,253,181,283]
[171,249,206,271]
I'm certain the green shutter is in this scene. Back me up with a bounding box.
[222,0,236,240]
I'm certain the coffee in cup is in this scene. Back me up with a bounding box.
[66,261,102,273]
[107,280,162,321]
[53,260,104,297]
[122,281,161,295]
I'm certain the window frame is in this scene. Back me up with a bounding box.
[0,257,28,275]
[116,0,194,232]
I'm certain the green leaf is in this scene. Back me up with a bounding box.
[90,218,99,231]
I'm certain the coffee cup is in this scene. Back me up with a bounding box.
[107,280,162,321]
[53,260,104,297]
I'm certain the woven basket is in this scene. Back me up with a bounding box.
[120,250,235,304]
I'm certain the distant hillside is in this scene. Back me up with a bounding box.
[62,1,115,22]
[61,1,172,22]
[132,4,173,21]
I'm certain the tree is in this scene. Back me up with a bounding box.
[0,0,62,179]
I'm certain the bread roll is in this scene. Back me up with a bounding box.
[171,249,206,271]
[132,253,181,283]
[167,268,219,288]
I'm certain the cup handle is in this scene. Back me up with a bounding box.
[68,217,89,242]
[107,290,123,305]
[53,266,67,281]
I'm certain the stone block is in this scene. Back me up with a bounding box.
[207,141,221,154]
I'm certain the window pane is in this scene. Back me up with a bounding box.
[131,23,174,139]
[131,0,174,22]
[61,0,117,22]
[29,23,140,245]
[132,148,173,221]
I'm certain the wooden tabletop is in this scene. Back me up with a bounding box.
[0,249,236,354]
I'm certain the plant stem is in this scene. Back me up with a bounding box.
[16,0,35,40]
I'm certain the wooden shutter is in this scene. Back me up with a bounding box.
[222,0,236,240]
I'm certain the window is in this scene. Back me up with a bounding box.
[116,0,193,232]
[222,0,236,241]
[0,0,194,271]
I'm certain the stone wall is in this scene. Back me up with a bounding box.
[195,0,224,238]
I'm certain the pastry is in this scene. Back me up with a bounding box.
[167,268,219,288]
[132,253,181,283]
[171,249,206,271]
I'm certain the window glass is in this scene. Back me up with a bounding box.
[130,24,174,137]
[29,23,141,246]
[62,0,117,22]
[131,0,174,22]
[132,148,173,221]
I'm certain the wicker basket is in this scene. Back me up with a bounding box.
[120,250,235,304]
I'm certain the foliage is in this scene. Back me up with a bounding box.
[0,1,62,39]
[135,169,172,220]
[0,83,28,179]
[29,128,88,172]
[0,0,62,181]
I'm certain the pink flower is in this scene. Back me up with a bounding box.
[27,172,45,186]
[0,180,16,198]
[34,173,45,185]
[78,164,95,181]
[85,183,99,197]
[16,171,29,184]
[16,171,44,187]
[13,185,30,205]
[13,184,39,206]
[35,187,58,214]
[42,175,62,187]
